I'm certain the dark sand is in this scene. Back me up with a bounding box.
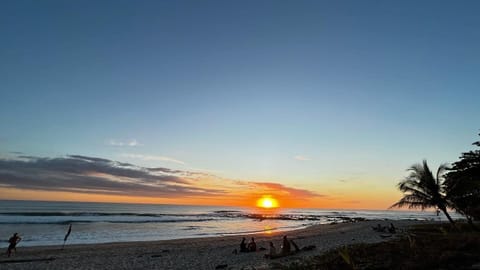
[1,220,428,270]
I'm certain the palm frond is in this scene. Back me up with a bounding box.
[436,163,449,185]
[392,160,452,219]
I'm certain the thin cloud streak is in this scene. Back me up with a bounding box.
[248,182,323,198]
[121,153,185,165]
[294,155,311,161]
[107,139,142,147]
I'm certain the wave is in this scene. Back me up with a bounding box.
[0,211,364,221]
[0,212,189,217]
[0,218,218,225]
[4,207,432,226]
[0,215,367,226]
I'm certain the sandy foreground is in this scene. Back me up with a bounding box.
[1,220,430,270]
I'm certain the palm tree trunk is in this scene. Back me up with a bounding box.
[440,207,455,225]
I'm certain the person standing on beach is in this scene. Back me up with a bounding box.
[7,233,21,257]
[281,235,291,254]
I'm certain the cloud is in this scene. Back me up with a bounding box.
[107,139,142,147]
[250,182,324,198]
[121,153,185,165]
[294,155,311,161]
[0,155,220,198]
[336,172,368,183]
[0,154,323,202]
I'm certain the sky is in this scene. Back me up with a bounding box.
[1,0,479,209]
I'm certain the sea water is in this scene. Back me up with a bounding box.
[0,200,460,247]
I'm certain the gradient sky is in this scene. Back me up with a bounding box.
[1,1,479,209]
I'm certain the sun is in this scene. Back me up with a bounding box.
[256,195,279,209]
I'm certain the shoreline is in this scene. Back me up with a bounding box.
[2,220,433,270]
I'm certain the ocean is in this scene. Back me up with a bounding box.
[0,200,461,247]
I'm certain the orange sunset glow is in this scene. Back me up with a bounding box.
[256,195,279,209]
[0,0,477,215]
[1,2,479,269]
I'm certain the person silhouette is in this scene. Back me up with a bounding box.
[247,237,256,252]
[388,223,396,234]
[281,235,291,254]
[240,237,248,252]
[264,241,277,258]
[7,233,21,257]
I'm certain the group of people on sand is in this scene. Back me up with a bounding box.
[372,223,396,234]
[239,237,257,252]
[236,235,305,259]
[264,235,300,259]
[6,233,22,257]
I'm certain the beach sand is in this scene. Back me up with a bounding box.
[1,220,429,270]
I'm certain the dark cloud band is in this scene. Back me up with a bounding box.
[0,155,223,197]
[0,154,322,200]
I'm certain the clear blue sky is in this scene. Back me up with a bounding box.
[1,1,479,207]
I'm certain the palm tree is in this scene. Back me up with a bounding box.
[445,133,480,225]
[390,160,455,225]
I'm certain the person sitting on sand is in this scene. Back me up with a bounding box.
[247,237,256,252]
[372,223,387,232]
[265,237,305,259]
[264,241,277,258]
[280,235,291,255]
[290,239,300,252]
[388,223,396,234]
[7,233,21,257]
[240,237,248,252]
